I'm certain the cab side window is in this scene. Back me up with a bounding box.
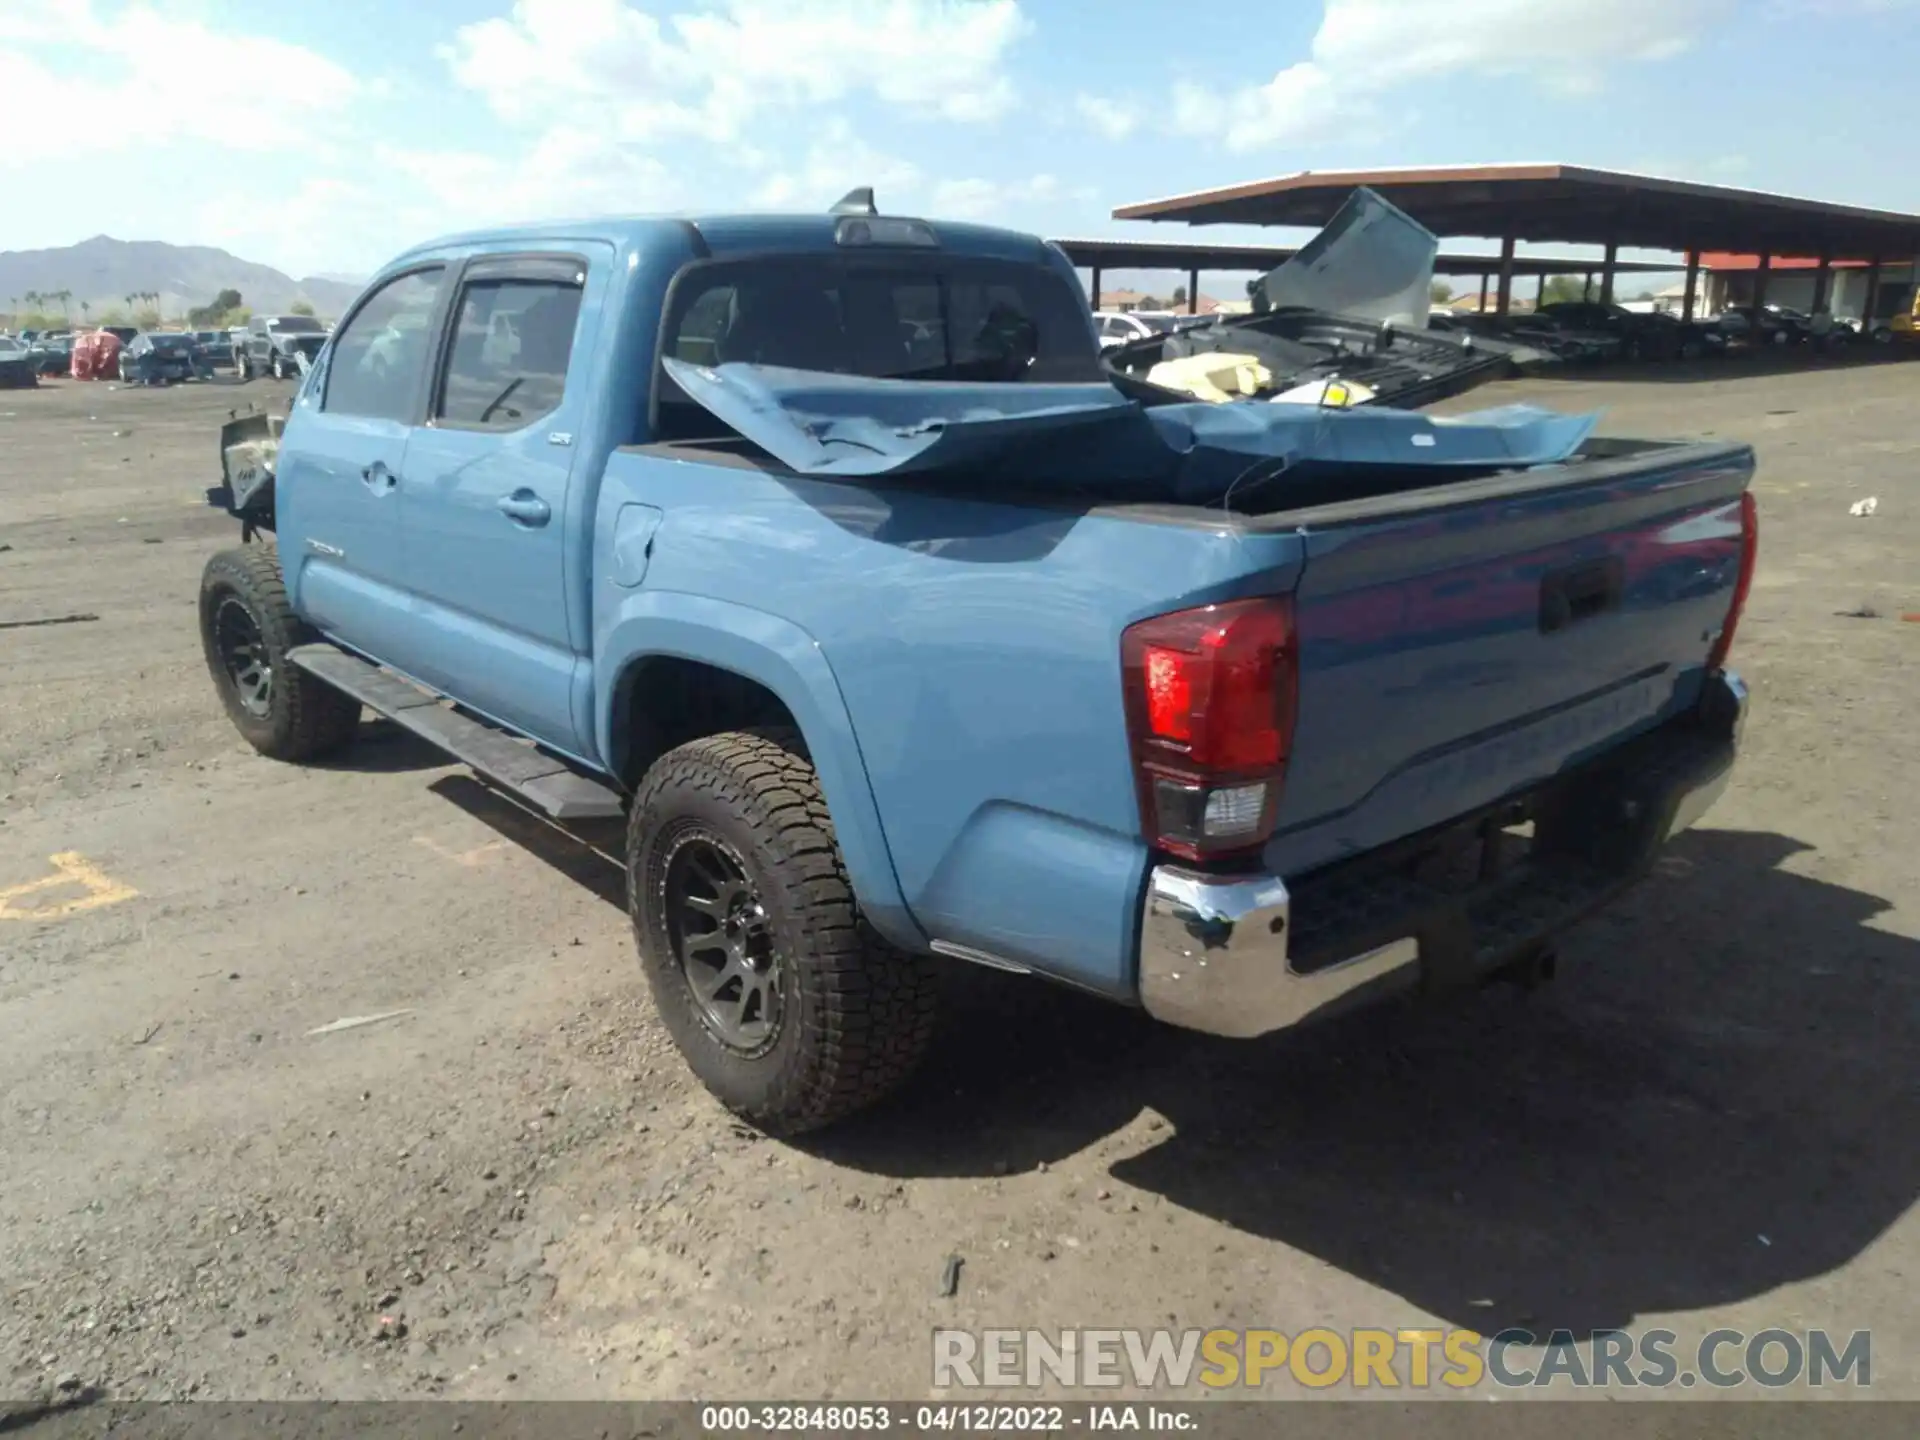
[435,276,583,430]
[323,268,445,423]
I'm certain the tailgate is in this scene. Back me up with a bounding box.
[1263,441,1755,878]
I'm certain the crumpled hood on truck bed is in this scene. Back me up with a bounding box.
[661,356,1599,506]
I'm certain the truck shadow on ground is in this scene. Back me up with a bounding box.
[306,720,460,775]
[817,828,1920,1338]
[427,773,630,905]
[411,783,1918,1337]
[1529,345,1917,387]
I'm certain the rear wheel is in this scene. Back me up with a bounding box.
[235,351,250,380]
[627,729,938,1134]
[198,546,361,761]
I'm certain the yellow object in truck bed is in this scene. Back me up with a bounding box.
[1145,351,1273,403]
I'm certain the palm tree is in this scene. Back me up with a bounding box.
[55,290,73,322]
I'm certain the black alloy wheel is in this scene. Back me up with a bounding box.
[212,593,272,718]
[662,831,785,1054]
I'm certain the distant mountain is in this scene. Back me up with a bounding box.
[0,236,362,320]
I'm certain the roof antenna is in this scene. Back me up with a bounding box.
[830,186,878,217]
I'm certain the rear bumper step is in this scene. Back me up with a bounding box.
[287,644,624,821]
[1137,669,1746,1039]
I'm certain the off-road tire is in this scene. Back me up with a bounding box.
[198,545,361,761]
[235,352,251,381]
[628,728,938,1134]
[271,354,287,381]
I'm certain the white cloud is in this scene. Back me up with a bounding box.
[1169,55,1350,150]
[746,120,1063,224]
[930,173,1062,220]
[196,131,696,277]
[29,0,1061,275]
[444,0,1030,143]
[1074,94,1137,141]
[1100,0,1734,152]
[749,120,924,211]
[0,1,357,166]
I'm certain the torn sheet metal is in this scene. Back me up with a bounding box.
[1257,187,1437,329]
[662,357,1598,505]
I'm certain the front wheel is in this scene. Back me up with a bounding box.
[198,546,361,761]
[627,729,938,1134]
[235,352,251,380]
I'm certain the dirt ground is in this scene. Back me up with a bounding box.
[1,356,1916,1407]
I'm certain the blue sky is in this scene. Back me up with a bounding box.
[2,0,1916,286]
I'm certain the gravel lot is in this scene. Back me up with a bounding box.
[1,357,1916,1406]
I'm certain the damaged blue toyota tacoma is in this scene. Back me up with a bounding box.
[199,190,1757,1134]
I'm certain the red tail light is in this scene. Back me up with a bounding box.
[1121,597,1297,862]
[1706,491,1758,671]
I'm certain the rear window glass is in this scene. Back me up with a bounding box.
[659,255,1100,395]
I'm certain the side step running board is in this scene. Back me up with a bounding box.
[287,644,625,821]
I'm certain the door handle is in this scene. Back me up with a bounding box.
[361,461,397,493]
[497,489,551,526]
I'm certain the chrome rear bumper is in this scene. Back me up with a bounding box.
[1137,669,1747,1040]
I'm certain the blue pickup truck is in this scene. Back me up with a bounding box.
[199,193,1756,1133]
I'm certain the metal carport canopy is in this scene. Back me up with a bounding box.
[1111,163,1920,260]
[1051,237,1674,278]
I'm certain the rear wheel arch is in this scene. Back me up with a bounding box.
[598,612,924,952]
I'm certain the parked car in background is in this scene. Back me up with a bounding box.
[26,334,73,374]
[0,335,35,388]
[236,314,329,380]
[1536,301,1657,357]
[1637,310,1728,360]
[1528,301,1706,360]
[1093,310,1207,350]
[190,330,233,368]
[99,325,140,346]
[1440,311,1623,365]
[119,332,205,385]
[1716,305,1809,348]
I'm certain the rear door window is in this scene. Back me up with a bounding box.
[435,274,584,431]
